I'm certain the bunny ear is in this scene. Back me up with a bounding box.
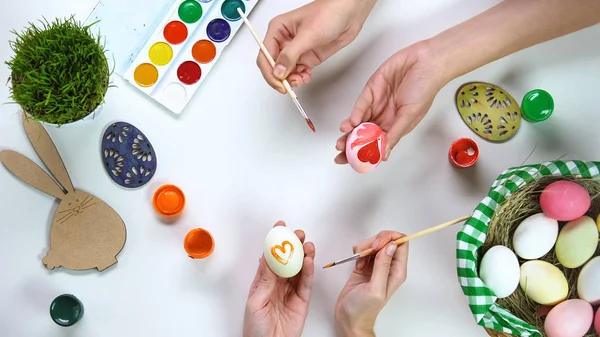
[22,115,74,193]
[0,150,67,200]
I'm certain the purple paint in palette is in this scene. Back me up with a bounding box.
[123,0,260,115]
[207,19,231,43]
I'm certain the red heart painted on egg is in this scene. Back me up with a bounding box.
[357,139,381,164]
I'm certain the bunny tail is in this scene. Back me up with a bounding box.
[42,251,60,270]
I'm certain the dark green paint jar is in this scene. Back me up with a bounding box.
[50,294,84,327]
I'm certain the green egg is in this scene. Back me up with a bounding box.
[556,216,599,269]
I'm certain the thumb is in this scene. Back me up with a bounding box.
[384,104,430,160]
[369,243,397,297]
[248,256,277,308]
[274,29,321,80]
[382,115,412,161]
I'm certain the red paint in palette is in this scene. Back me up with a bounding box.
[164,21,188,45]
[177,61,201,85]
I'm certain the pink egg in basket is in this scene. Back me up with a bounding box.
[595,308,600,335]
[540,181,591,221]
[544,299,593,337]
[345,123,387,174]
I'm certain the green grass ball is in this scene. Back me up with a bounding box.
[6,17,110,125]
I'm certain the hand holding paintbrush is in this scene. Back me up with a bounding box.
[323,215,470,269]
[237,8,316,133]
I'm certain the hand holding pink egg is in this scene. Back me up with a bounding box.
[345,122,387,174]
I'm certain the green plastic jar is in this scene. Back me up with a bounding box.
[521,89,554,123]
[50,294,84,327]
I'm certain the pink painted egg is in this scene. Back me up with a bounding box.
[345,123,386,174]
[540,181,591,221]
[544,299,593,337]
[595,308,600,335]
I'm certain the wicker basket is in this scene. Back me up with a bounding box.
[457,161,600,337]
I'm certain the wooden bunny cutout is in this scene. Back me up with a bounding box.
[0,115,127,272]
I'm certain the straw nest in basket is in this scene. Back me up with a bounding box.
[481,175,600,337]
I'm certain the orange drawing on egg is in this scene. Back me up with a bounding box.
[271,241,294,265]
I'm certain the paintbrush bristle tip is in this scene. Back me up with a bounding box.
[323,262,334,269]
[306,119,316,132]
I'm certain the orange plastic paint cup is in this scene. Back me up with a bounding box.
[449,138,479,168]
[184,228,215,259]
[153,185,186,217]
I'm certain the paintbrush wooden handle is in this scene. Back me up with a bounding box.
[358,215,471,258]
[237,8,297,99]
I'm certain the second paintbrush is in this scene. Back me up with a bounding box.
[323,215,471,269]
[237,8,315,133]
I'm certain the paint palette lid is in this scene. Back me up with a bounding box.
[521,89,554,123]
[184,228,215,259]
[449,138,479,168]
[50,294,84,327]
[153,185,185,216]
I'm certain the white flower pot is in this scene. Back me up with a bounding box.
[27,103,104,128]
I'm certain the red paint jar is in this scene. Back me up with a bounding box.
[449,138,479,168]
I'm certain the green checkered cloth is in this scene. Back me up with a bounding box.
[456,160,600,336]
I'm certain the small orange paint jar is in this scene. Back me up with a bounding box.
[153,184,186,217]
[449,138,479,168]
[184,228,215,259]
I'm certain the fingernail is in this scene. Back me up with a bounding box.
[356,258,366,271]
[371,238,381,250]
[290,80,298,87]
[386,243,397,256]
[277,87,285,94]
[274,64,286,79]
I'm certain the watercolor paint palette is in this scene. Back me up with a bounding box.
[84,0,259,114]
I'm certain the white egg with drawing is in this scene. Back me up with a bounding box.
[263,226,304,278]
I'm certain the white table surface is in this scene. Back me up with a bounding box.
[1,0,600,336]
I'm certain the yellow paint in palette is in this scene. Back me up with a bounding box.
[148,42,173,66]
[134,63,159,87]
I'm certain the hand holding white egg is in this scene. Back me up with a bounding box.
[244,221,315,337]
[263,225,305,278]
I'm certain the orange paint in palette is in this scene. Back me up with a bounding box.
[124,0,260,114]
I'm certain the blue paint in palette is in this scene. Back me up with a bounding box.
[207,19,231,43]
[101,122,157,188]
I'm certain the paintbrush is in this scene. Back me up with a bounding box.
[323,215,471,269]
[237,7,315,133]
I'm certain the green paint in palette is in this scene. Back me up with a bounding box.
[221,0,245,21]
[179,0,203,24]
